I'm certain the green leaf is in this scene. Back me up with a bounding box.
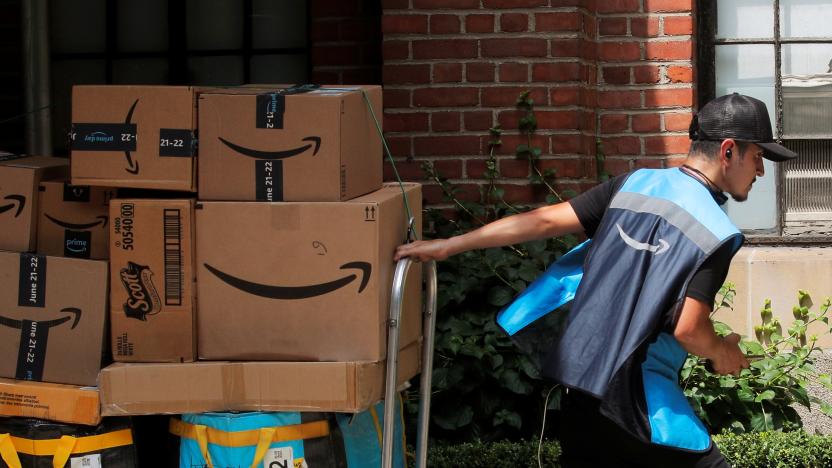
[755,390,776,402]
[493,409,523,429]
[500,370,534,395]
[487,287,514,307]
[719,377,737,388]
[434,404,473,430]
[750,411,773,431]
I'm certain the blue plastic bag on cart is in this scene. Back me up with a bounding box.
[173,399,405,468]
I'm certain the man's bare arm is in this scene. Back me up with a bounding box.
[674,296,749,375]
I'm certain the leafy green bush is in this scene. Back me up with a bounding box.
[682,285,832,434]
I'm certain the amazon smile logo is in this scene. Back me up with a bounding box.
[218,136,321,160]
[616,223,670,255]
[204,261,371,299]
[0,307,82,331]
[0,194,26,217]
[45,214,108,230]
[123,99,139,174]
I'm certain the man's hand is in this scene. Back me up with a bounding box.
[709,333,749,376]
[394,239,451,262]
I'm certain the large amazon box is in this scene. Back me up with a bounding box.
[0,251,107,386]
[196,183,422,361]
[70,85,198,191]
[0,155,69,252]
[0,377,101,425]
[198,85,382,202]
[110,199,195,362]
[99,340,420,415]
[36,181,115,259]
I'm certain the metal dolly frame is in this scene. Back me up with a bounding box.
[382,258,437,468]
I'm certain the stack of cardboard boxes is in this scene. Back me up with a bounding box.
[0,84,423,435]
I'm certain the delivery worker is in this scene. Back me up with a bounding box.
[394,93,797,467]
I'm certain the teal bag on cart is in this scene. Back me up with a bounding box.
[172,399,405,468]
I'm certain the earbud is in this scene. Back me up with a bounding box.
[726,148,732,159]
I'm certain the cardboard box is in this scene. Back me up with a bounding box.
[36,181,115,260]
[196,183,422,362]
[0,155,69,252]
[0,251,107,386]
[198,85,382,202]
[99,340,420,416]
[70,85,197,191]
[0,377,101,425]
[110,199,195,362]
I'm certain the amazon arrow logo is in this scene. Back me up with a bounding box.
[218,136,321,160]
[0,307,82,331]
[0,194,26,217]
[616,223,670,255]
[44,214,108,230]
[204,261,371,300]
[124,99,139,174]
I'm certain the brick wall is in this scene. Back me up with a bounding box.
[382,0,695,207]
[309,0,383,84]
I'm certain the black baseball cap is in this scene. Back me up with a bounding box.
[689,93,798,162]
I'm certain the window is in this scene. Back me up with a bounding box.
[49,0,309,153]
[698,0,832,237]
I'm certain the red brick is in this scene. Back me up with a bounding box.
[383,40,409,60]
[598,42,641,61]
[466,159,487,179]
[539,158,591,179]
[312,45,358,66]
[466,63,494,82]
[551,39,581,57]
[381,15,426,34]
[645,135,690,154]
[430,15,461,34]
[598,90,641,109]
[634,158,665,169]
[423,183,479,204]
[551,87,580,106]
[500,159,530,178]
[602,136,640,155]
[498,184,540,204]
[536,12,582,32]
[551,134,582,154]
[482,38,547,58]
[634,65,661,84]
[601,158,633,175]
[413,0,479,8]
[667,65,693,83]
[499,63,529,82]
[466,14,495,33]
[597,0,640,13]
[415,136,481,156]
[382,0,409,9]
[645,40,692,60]
[464,111,494,131]
[339,20,379,41]
[532,63,581,82]
[482,87,547,107]
[500,13,529,32]
[384,112,428,133]
[644,88,692,107]
[483,0,547,7]
[601,114,628,133]
[432,112,461,132]
[494,135,548,156]
[644,0,693,13]
[383,89,411,108]
[384,159,462,180]
[386,136,412,157]
[602,66,630,84]
[664,16,693,35]
[413,87,479,107]
[632,113,661,132]
[434,63,463,82]
[599,17,627,36]
[413,39,477,59]
[383,64,430,84]
[631,17,660,37]
[664,112,692,131]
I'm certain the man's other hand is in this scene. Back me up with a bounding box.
[394,239,451,262]
[710,333,750,376]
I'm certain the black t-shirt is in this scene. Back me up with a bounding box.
[568,172,734,307]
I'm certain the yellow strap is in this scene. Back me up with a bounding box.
[170,418,330,448]
[0,434,22,468]
[7,429,133,457]
[249,427,276,468]
[52,436,77,468]
[369,405,383,446]
[195,424,214,468]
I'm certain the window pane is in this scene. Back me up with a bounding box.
[782,44,832,138]
[113,59,169,84]
[188,56,244,85]
[250,55,308,84]
[187,0,243,50]
[50,0,106,53]
[117,0,168,52]
[783,140,832,222]
[716,0,774,40]
[781,0,832,38]
[252,0,307,49]
[50,60,107,152]
[716,44,778,231]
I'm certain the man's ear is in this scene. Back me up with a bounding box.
[719,139,736,166]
